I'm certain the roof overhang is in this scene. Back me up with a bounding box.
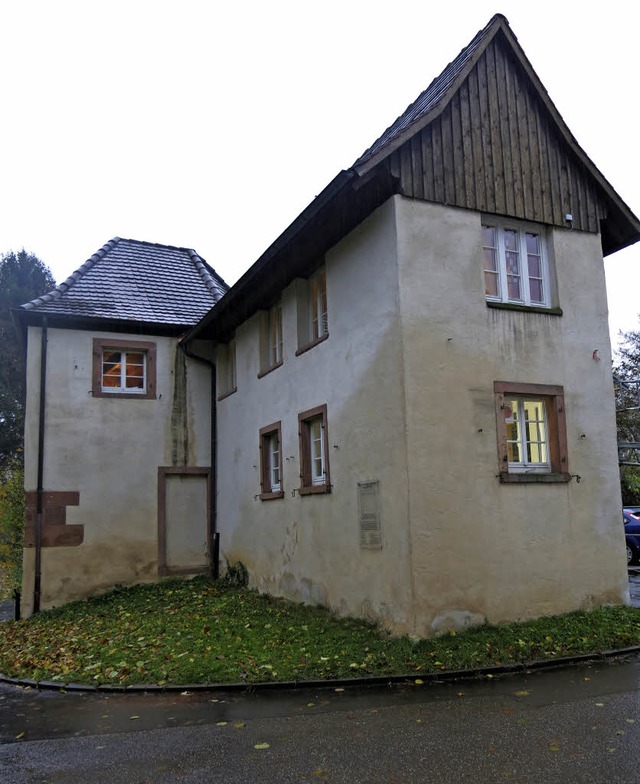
[183,167,400,344]
[11,308,194,342]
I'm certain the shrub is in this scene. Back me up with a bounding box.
[0,458,24,598]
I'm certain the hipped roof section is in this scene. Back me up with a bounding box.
[187,13,640,344]
[14,237,228,336]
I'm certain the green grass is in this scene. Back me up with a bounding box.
[1,577,640,686]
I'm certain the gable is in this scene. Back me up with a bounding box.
[186,15,640,345]
[354,20,639,256]
[380,38,603,234]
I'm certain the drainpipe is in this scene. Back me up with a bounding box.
[181,343,219,579]
[34,317,48,614]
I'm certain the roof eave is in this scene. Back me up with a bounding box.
[12,308,196,338]
[183,170,359,344]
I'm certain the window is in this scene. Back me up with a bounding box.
[92,338,156,399]
[259,301,283,376]
[483,220,550,308]
[296,266,328,355]
[217,338,236,400]
[298,404,330,494]
[259,422,284,500]
[494,381,569,483]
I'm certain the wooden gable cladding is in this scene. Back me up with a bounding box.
[384,37,604,233]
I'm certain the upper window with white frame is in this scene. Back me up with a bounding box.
[259,300,283,376]
[92,338,156,399]
[296,265,328,355]
[482,220,550,308]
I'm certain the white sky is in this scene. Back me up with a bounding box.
[1,0,639,351]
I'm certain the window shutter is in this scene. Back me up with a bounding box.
[358,480,382,549]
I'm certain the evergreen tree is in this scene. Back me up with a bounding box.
[0,250,55,470]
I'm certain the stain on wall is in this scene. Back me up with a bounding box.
[171,347,189,466]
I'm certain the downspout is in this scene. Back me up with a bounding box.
[181,343,219,579]
[34,317,48,614]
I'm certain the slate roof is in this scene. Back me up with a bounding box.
[19,237,227,329]
[354,14,496,169]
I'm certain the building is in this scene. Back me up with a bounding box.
[15,14,640,634]
[13,238,226,615]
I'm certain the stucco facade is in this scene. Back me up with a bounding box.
[216,195,628,636]
[21,326,213,615]
[14,15,639,633]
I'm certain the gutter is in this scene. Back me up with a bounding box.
[181,343,220,579]
[34,317,48,614]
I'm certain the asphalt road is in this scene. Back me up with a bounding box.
[2,656,640,783]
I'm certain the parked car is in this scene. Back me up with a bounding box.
[624,509,640,564]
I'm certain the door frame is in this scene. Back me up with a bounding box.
[157,466,211,577]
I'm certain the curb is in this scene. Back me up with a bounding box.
[2,646,640,695]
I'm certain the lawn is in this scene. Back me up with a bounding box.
[1,576,640,687]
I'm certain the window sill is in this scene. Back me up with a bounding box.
[499,472,571,484]
[295,333,329,357]
[93,390,156,400]
[487,301,563,317]
[217,387,237,402]
[260,490,285,501]
[257,361,283,379]
[299,483,331,496]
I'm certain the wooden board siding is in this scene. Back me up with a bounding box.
[383,39,606,232]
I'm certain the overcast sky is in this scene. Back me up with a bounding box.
[1,0,638,351]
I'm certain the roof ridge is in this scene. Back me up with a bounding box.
[353,14,507,170]
[187,248,229,297]
[21,238,122,311]
[119,237,206,254]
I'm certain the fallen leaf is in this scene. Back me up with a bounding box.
[254,742,270,750]
[15,732,24,740]
[514,690,529,697]
[548,742,560,752]
[334,688,345,693]
[216,721,228,727]
[129,716,140,721]
[233,722,246,729]
[415,679,424,685]
[307,702,315,707]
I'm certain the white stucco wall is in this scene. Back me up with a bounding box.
[22,327,212,614]
[218,194,627,637]
[394,197,628,635]
[217,199,416,630]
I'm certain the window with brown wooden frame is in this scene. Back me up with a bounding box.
[298,404,330,494]
[494,381,570,483]
[259,421,284,500]
[296,265,328,355]
[92,338,156,399]
[217,338,237,400]
[258,300,283,377]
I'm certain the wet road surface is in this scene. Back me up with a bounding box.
[2,656,640,783]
